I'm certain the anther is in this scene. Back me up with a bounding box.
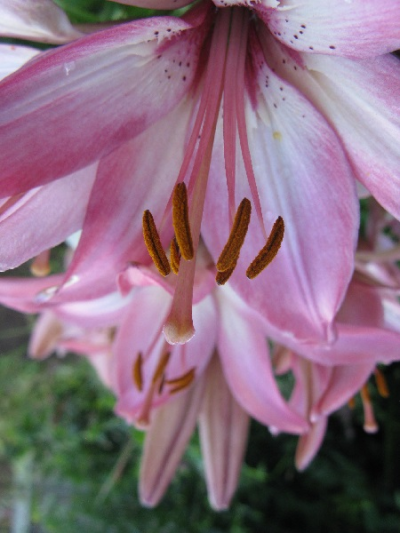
[152,352,171,384]
[360,384,378,434]
[166,367,196,394]
[216,264,236,286]
[158,374,166,395]
[347,397,356,409]
[31,249,51,277]
[217,198,251,272]
[133,352,143,391]
[142,210,171,276]
[246,216,285,279]
[170,237,181,275]
[172,182,194,261]
[374,368,389,398]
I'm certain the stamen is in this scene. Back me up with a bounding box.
[374,368,389,398]
[132,352,143,392]
[170,237,181,275]
[246,216,285,279]
[30,249,51,277]
[216,264,236,286]
[217,198,251,272]
[158,374,166,395]
[136,351,170,429]
[172,182,194,261]
[347,397,356,409]
[360,384,379,434]
[166,367,196,394]
[142,210,171,277]
[152,351,171,384]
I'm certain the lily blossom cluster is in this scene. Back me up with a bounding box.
[1,0,400,510]
[1,209,400,507]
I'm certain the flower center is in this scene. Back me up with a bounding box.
[142,8,284,344]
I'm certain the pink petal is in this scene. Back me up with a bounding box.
[54,99,195,302]
[198,356,249,510]
[0,274,64,313]
[313,363,374,418]
[0,44,39,80]
[307,325,400,365]
[113,288,217,423]
[0,163,97,271]
[0,0,83,43]
[216,288,308,434]
[0,11,208,196]
[261,0,400,58]
[300,53,400,221]
[295,417,327,471]
[264,39,400,221]
[204,34,358,343]
[28,310,63,359]
[139,377,205,507]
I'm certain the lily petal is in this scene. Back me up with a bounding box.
[0,44,39,81]
[0,0,83,43]
[54,98,194,302]
[295,417,327,471]
[313,363,374,418]
[0,274,64,313]
[261,0,400,58]
[113,288,217,423]
[139,377,205,507]
[198,356,249,510]
[0,163,97,271]
[0,10,208,196]
[216,288,308,434]
[204,34,358,343]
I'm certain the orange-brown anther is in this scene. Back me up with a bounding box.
[133,352,143,392]
[142,210,171,277]
[172,182,194,261]
[158,374,166,395]
[217,198,251,272]
[347,397,356,409]
[374,368,389,398]
[166,367,196,394]
[170,236,181,275]
[152,352,171,384]
[216,263,236,285]
[246,216,285,279]
[30,249,51,277]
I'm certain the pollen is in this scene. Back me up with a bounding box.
[132,352,143,391]
[166,367,196,394]
[142,210,171,276]
[374,368,389,398]
[216,264,236,285]
[152,351,171,384]
[170,236,181,274]
[172,182,194,261]
[217,198,251,272]
[246,216,285,279]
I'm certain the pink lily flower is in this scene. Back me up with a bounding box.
[0,253,308,509]
[2,1,399,345]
